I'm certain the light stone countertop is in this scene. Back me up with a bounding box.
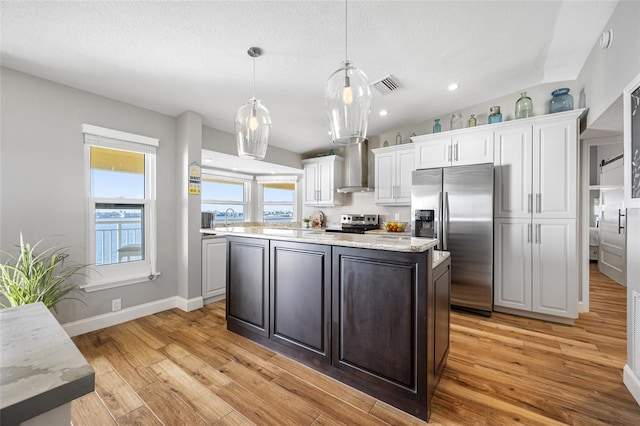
[432,250,451,269]
[0,303,95,425]
[201,226,438,253]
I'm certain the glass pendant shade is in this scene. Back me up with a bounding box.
[235,97,271,160]
[326,61,372,145]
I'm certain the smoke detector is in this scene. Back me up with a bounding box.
[372,75,401,94]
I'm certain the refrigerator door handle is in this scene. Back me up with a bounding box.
[436,191,442,247]
[443,191,450,250]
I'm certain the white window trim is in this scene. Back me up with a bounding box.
[201,169,252,222]
[82,124,159,292]
[257,176,299,222]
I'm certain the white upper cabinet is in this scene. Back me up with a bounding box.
[372,145,414,205]
[302,155,343,206]
[494,126,534,218]
[413,128,494,170]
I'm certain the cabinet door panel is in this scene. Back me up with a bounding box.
[226,237,269,336]
[532,219,577,318]
[304,162,318,205]
[317,161,335,205]
[375,152,395,203]
[533,121,577,219]
[452,130,493,166]
[202,238,227,300]
[494,218,532,310]
[396,149,415,204]
[494,126,533,218]
[433,261,450,379]
[270,241,331,361]
[415,137,451,169]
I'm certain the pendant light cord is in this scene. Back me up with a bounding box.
[252,55,256,99]
[344,0,348,62]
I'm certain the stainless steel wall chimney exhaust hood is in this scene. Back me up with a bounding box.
[337,140,373,193]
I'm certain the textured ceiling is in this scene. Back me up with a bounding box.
[0,1,618,155]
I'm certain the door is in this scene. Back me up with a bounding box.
[395,149,415,204]
[414,137,451,169]
[444,164,494,312]
[375,151,395,203]
[599,187,627,286]
[303,162,318,205]
[494,125,533,218]
[494,218,532,311]
[452,130,494,166]
[411,169,443,247]
[532,120,577,219]
[532,219,578,318]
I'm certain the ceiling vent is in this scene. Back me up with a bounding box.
[372,75,401,95]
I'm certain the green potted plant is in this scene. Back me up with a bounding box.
[0,233,86,313]
[303,217,311,228]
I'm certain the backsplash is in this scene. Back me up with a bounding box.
[302,192,411,228]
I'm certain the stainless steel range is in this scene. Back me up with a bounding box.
[325,214,379,234]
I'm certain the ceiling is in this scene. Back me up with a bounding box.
[1,1,618,155]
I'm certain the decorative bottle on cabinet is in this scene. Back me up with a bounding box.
[468,114,477,127]
[488,106,502,124]
[549,88,573,113]
[433,119,441,133]
[515,92,533,119]
[450,113,463,130]
[395,132,402,145]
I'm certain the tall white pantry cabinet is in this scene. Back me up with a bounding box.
[493,109,583,320]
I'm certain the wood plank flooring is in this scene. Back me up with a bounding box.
[71,265,640,425]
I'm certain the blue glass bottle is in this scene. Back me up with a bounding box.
[433,119,441,133]
[549,88,573,113]
[488,106,502,124]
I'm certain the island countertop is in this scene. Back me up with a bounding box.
[201,226,438,253]
[0,303,95,425]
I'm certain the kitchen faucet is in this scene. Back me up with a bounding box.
[225,208,236,226]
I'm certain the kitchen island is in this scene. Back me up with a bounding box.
[202,227,446,421]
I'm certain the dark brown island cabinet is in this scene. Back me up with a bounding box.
[226,235,450,421]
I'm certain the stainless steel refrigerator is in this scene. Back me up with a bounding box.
[411,163,494,315]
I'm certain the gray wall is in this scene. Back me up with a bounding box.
[0,67,178,323]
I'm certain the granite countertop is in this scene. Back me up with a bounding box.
[0,303,95,425]
[432,250,451,269]
[201,226,438,253]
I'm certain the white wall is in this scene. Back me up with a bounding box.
[0,67,178,324]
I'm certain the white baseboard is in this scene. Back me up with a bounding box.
[63,296,198,337]
[176,296,203,312]
[624,365,640,407]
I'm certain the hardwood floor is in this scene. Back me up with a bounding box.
[71,265,640,425]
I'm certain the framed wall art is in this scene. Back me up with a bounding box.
[624,72,640,208]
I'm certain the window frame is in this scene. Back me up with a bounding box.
[201,170,252,222]
[82,124,158,292]
[257,176,298,222]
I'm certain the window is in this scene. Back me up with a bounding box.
[82,124,158,291]
[201,172,250,223]
[258,178,297,222]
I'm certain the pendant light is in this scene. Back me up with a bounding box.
[326,0,372,145]
[235,47,271,160]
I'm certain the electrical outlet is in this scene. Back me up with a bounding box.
[112,298,121,312]
[394,213,400,221]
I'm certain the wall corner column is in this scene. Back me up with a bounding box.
[176,111,204,310]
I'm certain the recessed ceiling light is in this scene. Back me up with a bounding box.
[204,158,213,163]
[379,110,388,116]
[231,167,239,171]
[448,83,459,91]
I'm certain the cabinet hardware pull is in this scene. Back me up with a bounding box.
[448,145,452,162]
[618,208,626,234]
[536,223,541,244]
[454,143,459,161]
[527,194,532,213]
[536,193,541,213]
[527,223,532,243]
